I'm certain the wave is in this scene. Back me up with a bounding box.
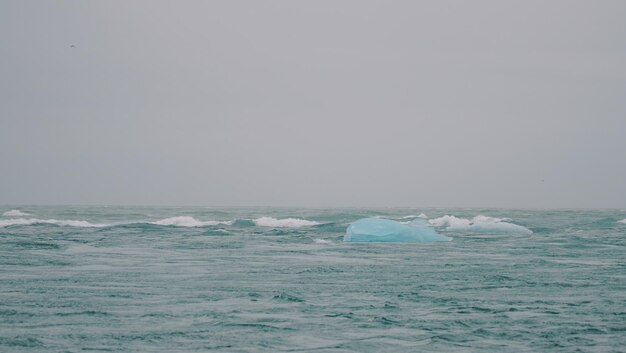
[65,244,102,253]
[0,216,231,228]
[2,209,30,217]
[0,218,108,228]
[0,215,318,229]
[618,219,626,224]
[253,217,320,228]
[149,216,232,227]
[428,215,532,234]
[400,213,428,219]
[231,219,257,227]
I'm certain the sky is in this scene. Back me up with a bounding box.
[1,0,625,208]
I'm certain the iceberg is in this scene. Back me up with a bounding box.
[345,218,451,243]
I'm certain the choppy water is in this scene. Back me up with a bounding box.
[1,206,625,352]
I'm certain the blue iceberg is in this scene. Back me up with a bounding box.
[345,218,451,243]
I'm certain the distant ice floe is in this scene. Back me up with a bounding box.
[0,218,108,228]
[253,217,319,228]
[2,209,30,217]
[150,216,232,227]
[618,219,626,224]
[428,215,532,234]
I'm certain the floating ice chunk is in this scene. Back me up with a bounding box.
[428,215,532,234]
[253,217,319,228]
[345,218,451,243]
[618,219,626,224]
[313,238,331,244]
[2,209,30,217]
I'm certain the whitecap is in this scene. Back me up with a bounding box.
[0,218,108,228]
[253,217,319,228]
[313,238,331,244]
[2,209,30,217]
[400,213,428,219]
[150,216,232,227]
[618,219,626,224]
[428,215,532,234]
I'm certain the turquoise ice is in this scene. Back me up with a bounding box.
[345,218,451,242]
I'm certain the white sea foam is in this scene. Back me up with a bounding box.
[313,238,331,244]
[428,215,532,234]
[400,213,428,219]
[2,209,30,217]
[0,218,108,228]
[253,217,319,228]
[150,216,232,227]
[618,219,626,224]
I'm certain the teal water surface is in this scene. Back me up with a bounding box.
[1,206,625,352]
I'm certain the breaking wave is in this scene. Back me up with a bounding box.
[0,218,108,228]
[400,213,428,219]
[2,210,30,217]
[428,215,532,234]
[150,216,232,227]
[618,219,626,224]
[0,215,318,229]
[253,217,320,228]
[0,216,231,228]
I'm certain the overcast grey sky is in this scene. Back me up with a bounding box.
[1,1,625,208]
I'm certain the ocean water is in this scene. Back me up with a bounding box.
[1,206,625,352]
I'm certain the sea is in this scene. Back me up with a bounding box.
[1,206,625,352]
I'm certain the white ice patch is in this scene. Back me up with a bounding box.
[150,216,232,227]
[2,210,30,217]
[0,218,108,228]
[253,217,319,228]
[428,215,532,234]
